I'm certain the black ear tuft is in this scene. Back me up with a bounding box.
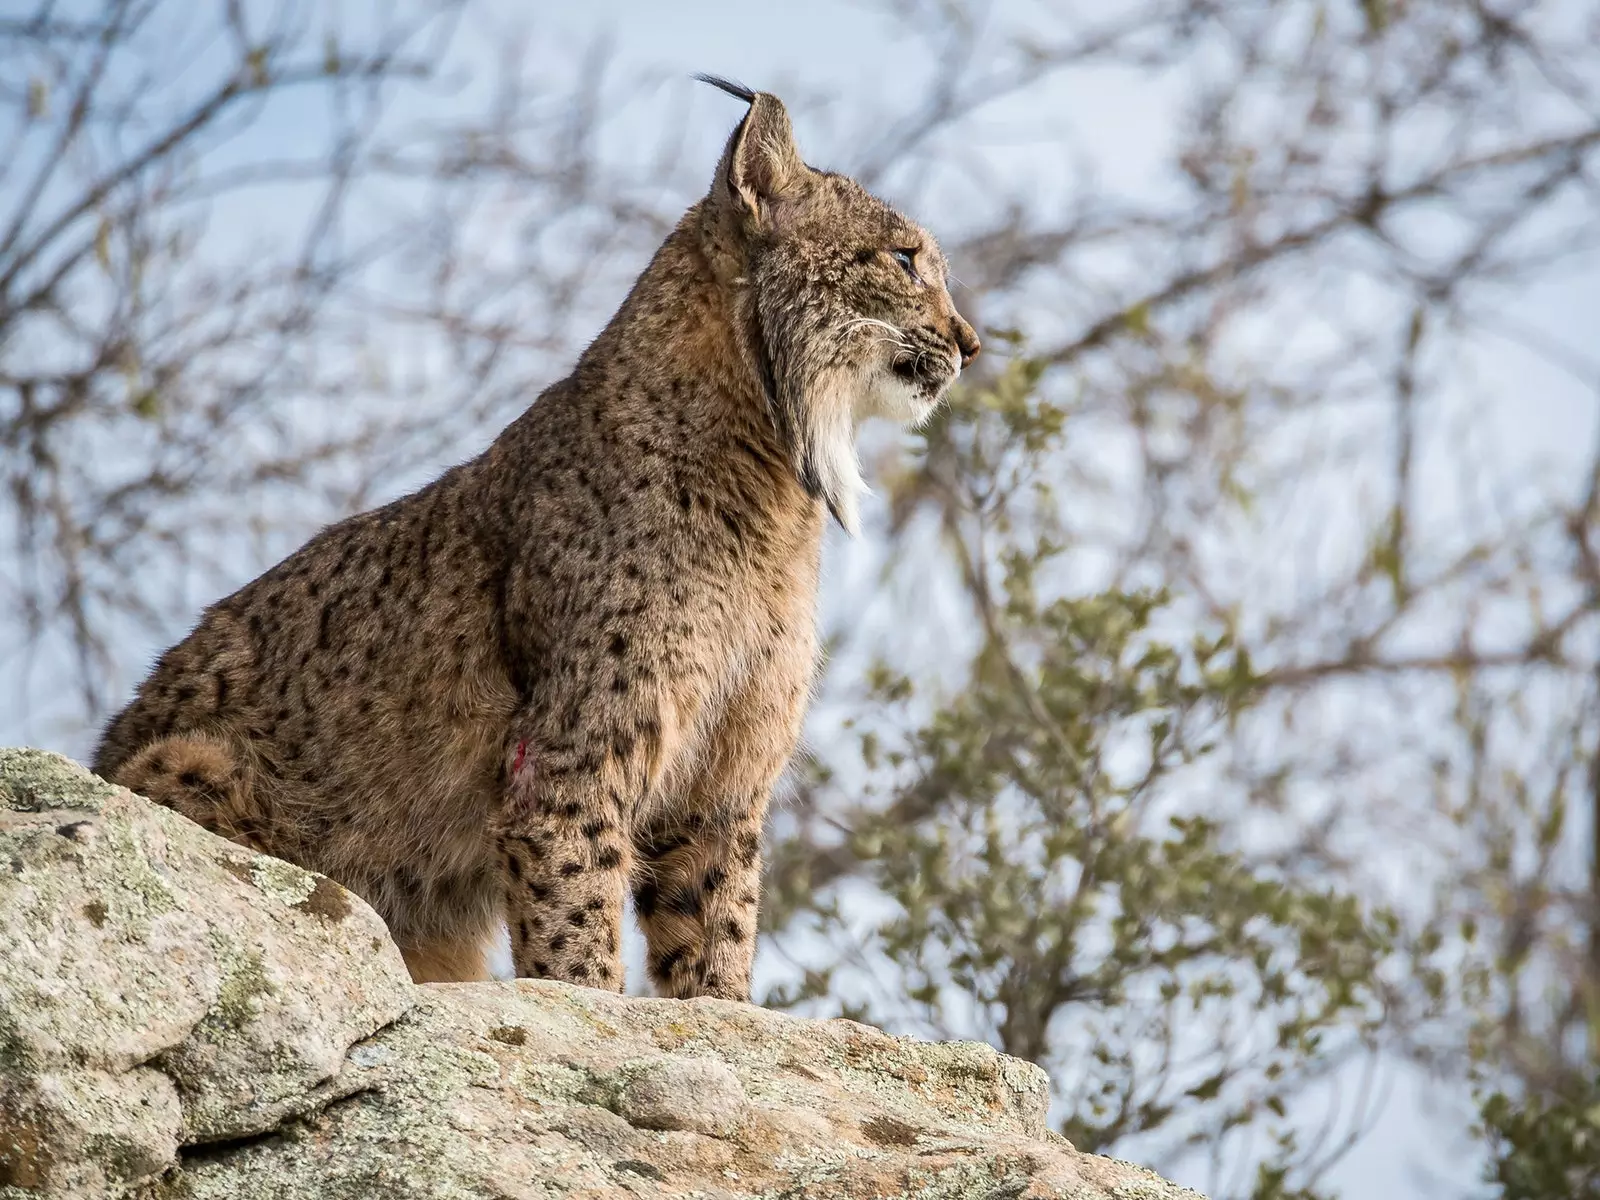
[703,77,803,221]
[694,73,757,104]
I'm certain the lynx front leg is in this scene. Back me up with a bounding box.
[633,803,767,1001]
[497,731,634,991]
[634,671,800,1001]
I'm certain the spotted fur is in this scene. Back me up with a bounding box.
[93,82,978,996]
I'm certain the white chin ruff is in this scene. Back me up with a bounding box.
[866,372,938,426]
[807,361,956,536]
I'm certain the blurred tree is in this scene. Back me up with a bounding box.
[766,358,1405,1199]
[1479,1080,1600,1200]
[4,0,1599,1197]
[762,1,1600,1196]
[0,0,680,733]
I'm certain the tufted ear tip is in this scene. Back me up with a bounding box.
[693,73,756,104]
[700,75,803,222]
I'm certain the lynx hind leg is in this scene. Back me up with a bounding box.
[111,733,267,851]
[634,807,765,1001]
[387,878,504,983]
[397,932,494,984]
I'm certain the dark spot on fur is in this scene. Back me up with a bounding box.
[664,887,702,918]
[609,633,628,657]
[596,847,623,870]
[633,883,658,918]
[507,855,522,880]
[177,770,205,790]
[722,919,744,941]
[702,865,726,894]
[566,909,588,927]
[639,831,688,861]
[549,933,568,951]
[558,861,583,877]
[652,946,688,978]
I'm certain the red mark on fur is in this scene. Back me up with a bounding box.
[511,740,528,775]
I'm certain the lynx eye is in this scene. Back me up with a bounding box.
[890,248,921,282]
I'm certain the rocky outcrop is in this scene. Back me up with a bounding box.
[0,748,1203,1199]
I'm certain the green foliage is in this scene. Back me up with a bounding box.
[765,363,1401,1190]
[1480,1082,1600,1200]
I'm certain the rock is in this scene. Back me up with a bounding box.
[145,985,1204,1200]
[614,1055,748,1137]
[0,748,1206,1200]
[0,748,413,1195]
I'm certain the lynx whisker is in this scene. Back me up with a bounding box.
[839,316,912,352]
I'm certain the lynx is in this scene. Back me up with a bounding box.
[93,77,979,996]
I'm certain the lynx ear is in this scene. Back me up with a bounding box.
[699,74,803,222]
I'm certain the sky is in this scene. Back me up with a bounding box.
[5,1,1597,1196]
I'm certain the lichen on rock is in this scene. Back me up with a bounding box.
[0,748,411,1193]
[0,749,1206,1200]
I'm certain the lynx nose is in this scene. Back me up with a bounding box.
[954,321,980,368]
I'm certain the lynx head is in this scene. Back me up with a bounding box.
[697,76,980,535]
